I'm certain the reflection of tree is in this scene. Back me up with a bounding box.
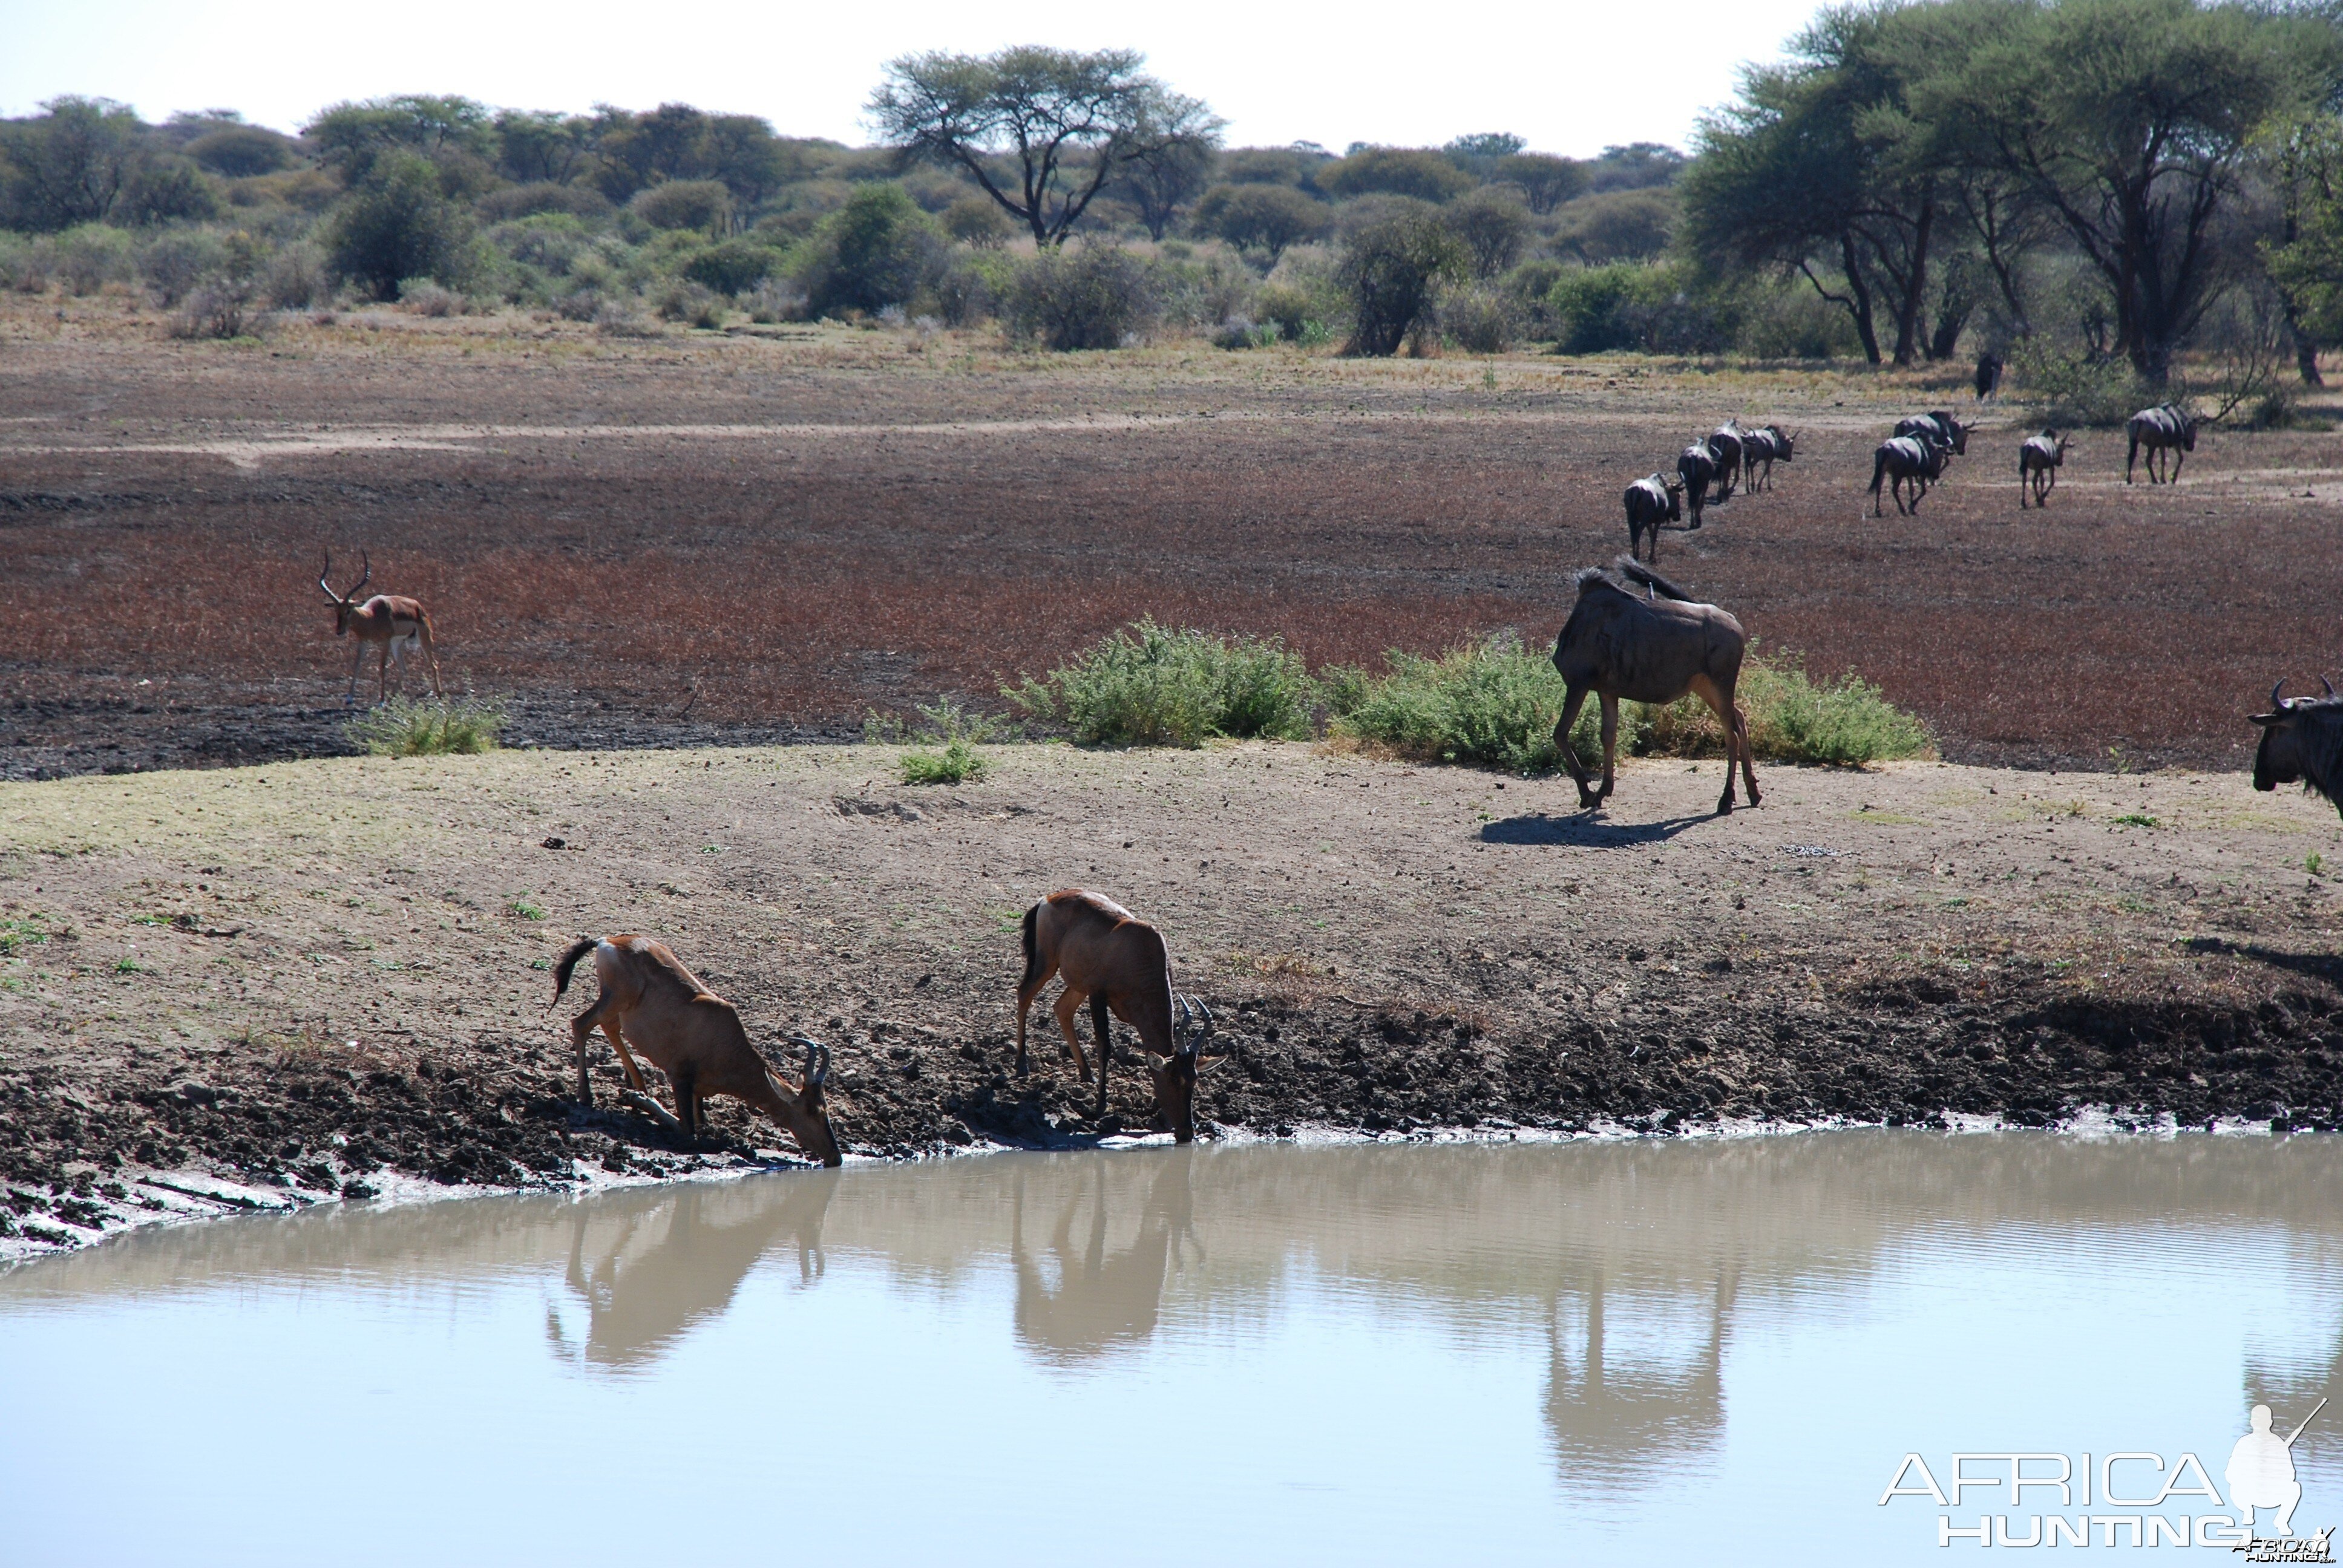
[2244,1289,2343,1489]
[546,1171,837,1371]
[1544,1261,1738,1495]
[1011,1151,1194,1366]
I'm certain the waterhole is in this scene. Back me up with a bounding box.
[4,1132,2339,1563]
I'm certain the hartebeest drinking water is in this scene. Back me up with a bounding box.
[2018,430,2069,508]
[1550,558,1760,815]
[319,550,443,706]
[1014,890,1216,1142]
[1869,433,1951,517]
[2126,403,2196,484]
[2250,679,2343,820]
[1623,472,1684,562]
[551,935,842,1166]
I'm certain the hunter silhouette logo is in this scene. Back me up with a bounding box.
[1878,1398,2332,1552]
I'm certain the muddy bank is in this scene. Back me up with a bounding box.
[4,742,2339,1255]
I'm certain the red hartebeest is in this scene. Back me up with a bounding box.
[551,934,842,1166]
[1014,890,1216,1142]
[320,550,443,706]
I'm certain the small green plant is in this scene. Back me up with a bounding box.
[113,957,142,973]
[509,898,546,920]
[901,737,989,785]
[344,696,504,757]
[1007,621,1316,748]
[2310,851,2327,877]
[0,915,50,957]
[2114,812,2160,828]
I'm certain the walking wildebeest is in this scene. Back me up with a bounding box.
[2126,403,2197,484]
[1869,432,1952,517]
[1707,420,1746,500]
[1741,425,1795,492]
[1623,472,1685,561]
[1677,440,1720,528]
[2249,678,2343,820]
[1974,353,2002,401]
[551,934,842,1165]
[1550,557,1760,816]
[1894,411,1969,456]
[2018,430,2069,509]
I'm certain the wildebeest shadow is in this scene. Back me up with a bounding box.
[1480,812,1713,847]
[2181,937,2343,989]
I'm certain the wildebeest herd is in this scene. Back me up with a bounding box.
[307,388,2329,1165]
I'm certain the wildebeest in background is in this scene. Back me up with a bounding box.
[1707,420,1746,500]
[2249,678,2343,820]
[1677,440,1720,528]
[1742,425,1795,491]
[1975,353,2003,401]
[2126,403,2197,484]
[1623,472,1685,561]
[1869,433,1952,517]
[2018,430,2069,508]
[1549,557,1761,816]
[1894,411,1969,456]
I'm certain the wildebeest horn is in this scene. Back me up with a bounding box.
[2324,675,2336,698]
[2273,679,2289,710]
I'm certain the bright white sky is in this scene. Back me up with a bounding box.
[0,0,1824,157]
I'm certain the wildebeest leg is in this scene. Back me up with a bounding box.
[569,993,614,1105]
[1054,986,1093,1084]
[1090,991,1112,1122]
[2126,434,2138,483]
[1554,684,1599,809]
[1687,674,1743,812]
[2169,446,2183,483]
[1597,694,1619,805]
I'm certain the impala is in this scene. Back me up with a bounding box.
[320,550,443,705]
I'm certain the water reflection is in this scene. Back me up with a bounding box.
[1544,1263,1734,1494]
[1011,1151,1194,1365]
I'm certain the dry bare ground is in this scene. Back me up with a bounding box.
[2,741,2339,1256]
[5,295,2342,778]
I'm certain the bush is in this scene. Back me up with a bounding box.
[943,195,1014,249]
[801,182,941,319]
[169,281,256,341]
[264,244,325,308]
[653,278,725,327]
[1502,258,1567,339]
[1340,207,1467,356]
[1191,184,1331,263]
[399,279,460,316]
[1006,620,1316,746]
[743,278,807,322]
[900,738,988,785]
[1547,261,1738,356]
[1551,188,1678,264]
[630,180,732,234]
[119,157,218,226]
[929,250,1008,326]
[55,225,133,295]
[140,229,221,306]
[1253,280,1330,347]
[326,152,470,299]
[344,696,504,757]
[1332,632,1933,773]
[681,237,780,295]
[1444,187,1532,278]
[1319,147,1475,204]
[2008,340,2145,428]
[1442,283,1518,354]
[476,183,614,223]
[1004,244,1159,350]
[186,126,295,178]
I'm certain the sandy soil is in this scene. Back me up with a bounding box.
[5,296,2342,779]
[4,740,2339,1256]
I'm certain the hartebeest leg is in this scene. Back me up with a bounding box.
[672,1060,699,1141]
[602,1019,650,1093]
[570,993,613,1105]
[1054,986,1093,1084]
[1554,684,1602,811]
[1090,991,1112,1122]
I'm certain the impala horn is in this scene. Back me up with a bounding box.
[318,550,343,604]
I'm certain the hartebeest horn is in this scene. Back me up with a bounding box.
[784,1036,830,1089]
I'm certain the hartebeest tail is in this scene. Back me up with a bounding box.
[552,933,841,1166]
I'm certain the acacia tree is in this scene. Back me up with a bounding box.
[870,47,1207,246]
[1,97,142,230]
[1115,94,1224,240]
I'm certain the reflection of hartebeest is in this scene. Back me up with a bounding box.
[1011,1152,1196,1365]
[1543,1260,1738,1490]
[546,1171,839,1370]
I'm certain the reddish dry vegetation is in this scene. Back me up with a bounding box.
[3,318,2340,773]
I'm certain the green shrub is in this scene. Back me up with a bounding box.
[1006,620,1315,746]
[326,152,471,299]
[1340,207,1467,356]
[801,182,941,319]
[344,697,504,757]
[1547,260,1737,355]
[1004,244,1159,350]
[900,738,989,785]
[1253,279,1328,346]
[629,180,731,234]
[1333,633,1932,773]
[681,237,781,295]
[1442,283,1518,354]
[2007,340,2145,428]
[943,195,1014,249]
[1318,147,1475,204]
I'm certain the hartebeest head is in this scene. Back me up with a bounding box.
[320,550,373,636]
[1141,995,1218,1143]
[775,1037,842,1167]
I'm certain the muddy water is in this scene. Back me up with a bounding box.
[5,1133,2341,1565]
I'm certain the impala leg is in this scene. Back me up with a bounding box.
[1555,684,1599,810]
[376,643,391,704]
[346,642,365,707]
[1089,992,1112,1122]
[1054,986,1092,1085]
[419,626,444,699]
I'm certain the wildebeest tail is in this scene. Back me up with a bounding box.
[549,936,600,1005]
[1017,903,1044,991]
[1870,447,1889,494]
[1616,557,1696,601]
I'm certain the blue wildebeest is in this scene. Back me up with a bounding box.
[2125,403,2196,484]
[1707,420,1747,500]
[1974,354,2002,401]
[2018,430,2069,508]
[1894,411,1969,456]
[1623,472,1685,561]
[1677,440,1720,528]
[1742,425,1796,492]
[1869,432,1951,517]
[1550,557,1760,816]
[2250,679,2343,821]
